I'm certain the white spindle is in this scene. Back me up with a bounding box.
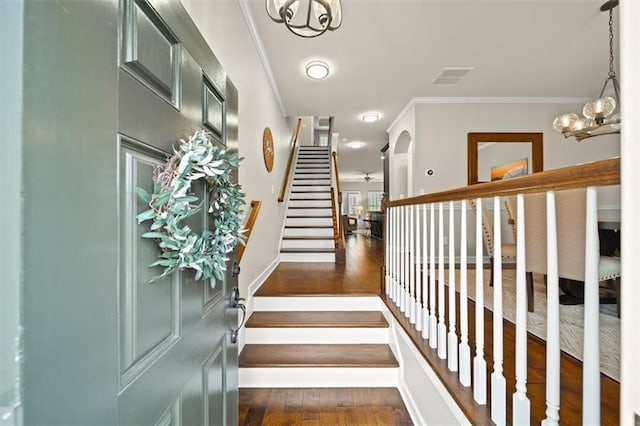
[512,193,530,423]
[437,202,447,359]
[391,207,397,302]
[448,201,458,371]
[583,186,600,423]
[404,205,411,316]
[422,203,429,339]
[429,203,437,348]
[473,198,487,405]
[459,199,471,387]
[415,205,423,331]
[385,207,390,296]
[409,205,416,322]
[400,206,406,312]
[491,196,506,426]
[542,191,560,426]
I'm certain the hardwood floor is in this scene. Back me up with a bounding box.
[243,233,620,424]
[239,388,412,426]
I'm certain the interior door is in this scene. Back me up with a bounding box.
[21,0,239,423]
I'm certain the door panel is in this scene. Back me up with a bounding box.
[22,0,238,423]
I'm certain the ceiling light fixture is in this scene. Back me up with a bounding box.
[364,173,372,183]
[361,112,380,123]
[266,0,342,38]
[305,61,329,79]
[553,0,621,142]
[347,141,364,149]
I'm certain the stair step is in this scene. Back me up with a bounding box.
[280,248,335,253]
[239,344,398,368]
[281,238,334,249]
[286,215,332,218]
[283,227,333,237]
[288,200,332,208]
[246,311,388,328]
[285,218,333,227]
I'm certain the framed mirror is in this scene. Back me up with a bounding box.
[467,132,543,185]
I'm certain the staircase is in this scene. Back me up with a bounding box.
[239,296,399,388]
[280,146,336,262]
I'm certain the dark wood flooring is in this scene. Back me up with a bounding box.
[242,233,620,424]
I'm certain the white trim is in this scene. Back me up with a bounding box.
[238,0,287,117]
[239,367,399,388]
[252,296,382,311]
[244,327,389,344]
[238,256,280,351]
[387,96,591,133]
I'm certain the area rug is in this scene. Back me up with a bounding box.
[450,268,620,381]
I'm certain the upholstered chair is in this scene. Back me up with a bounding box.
[469,199,517,287]
[508,189,621,315]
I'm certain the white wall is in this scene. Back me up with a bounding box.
[180,0,293,298]
[620,1,640,423]
[410,101,620,197]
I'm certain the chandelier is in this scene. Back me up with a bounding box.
[266,0,342,38]
[552,0,621,142]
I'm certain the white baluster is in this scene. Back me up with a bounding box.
[391,207,397,302]
[512,193,530,424]
[400,206,406,312]
[409,205,416,322]
[473,198,487,405]
[405,205,411,317]
[448,201,459,371]
[385,206,390,296]
[491,196,506,426]
[542,191,560,426]
[583,187,600,423]
[415,205,423,331]
[459,199,471,387]
[422,203,429,339]
[429,203,438,348]
[438,202,447,359]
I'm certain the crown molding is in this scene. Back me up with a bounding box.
[386,96,591,134]
[238,0,287,117]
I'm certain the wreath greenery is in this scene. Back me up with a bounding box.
[136,131,245,284]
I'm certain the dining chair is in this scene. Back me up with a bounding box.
[469,199,517,288]
[508,189,621,315]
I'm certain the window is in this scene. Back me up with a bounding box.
[343,191,361,216]
[368,191,384,211]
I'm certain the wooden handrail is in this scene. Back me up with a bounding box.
[332,151,342,236]
[386,158,620,208]
[237,200,261,263]
[278,118,303,202]
[330,188,339,249]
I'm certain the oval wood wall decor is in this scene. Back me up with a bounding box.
[262,127,274,172]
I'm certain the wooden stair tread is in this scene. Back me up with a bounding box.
[245,311,388,328]
[239,344,398,368]
[280,248,335,253]
[282,236,334,240]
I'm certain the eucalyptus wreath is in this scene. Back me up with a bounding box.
[136,131,245,284]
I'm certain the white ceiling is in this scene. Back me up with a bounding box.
[241,0,618,183]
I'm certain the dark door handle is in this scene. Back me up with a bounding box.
[230,287,246,344]
[232,262,241,278]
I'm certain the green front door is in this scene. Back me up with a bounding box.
[21,0,239,423]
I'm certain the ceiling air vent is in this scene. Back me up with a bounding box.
[432,67,474,85]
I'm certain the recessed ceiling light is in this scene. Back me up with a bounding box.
[380,156,385,160]
[361,112,380,123]
[347,141,365,149]
[305,61,329,79]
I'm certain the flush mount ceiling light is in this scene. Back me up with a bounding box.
[266,0,342,38]
[361,112,380,123]
[305,61,330,79]
[347,141,365,149]
[553,0,621,142]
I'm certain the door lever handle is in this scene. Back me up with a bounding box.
[232,262,241,278]
[230,287,246,344]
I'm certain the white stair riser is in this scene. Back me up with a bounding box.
[279,252,336,262]
[292,180,331,185]
[239,367,398,388]
[290,193,330,200]
[286,217,332,226]
[284,228,333,237]
[296,164,330,169]
[253,296,382,312]
[244,327,389,344]
[286,208,332,216]
[297,159,329,163]
[294,174,331,180]
[288,200,331,208]
[281,239,334,249]
[291,186,331,192]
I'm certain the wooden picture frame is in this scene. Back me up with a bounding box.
[467,132,543,185]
